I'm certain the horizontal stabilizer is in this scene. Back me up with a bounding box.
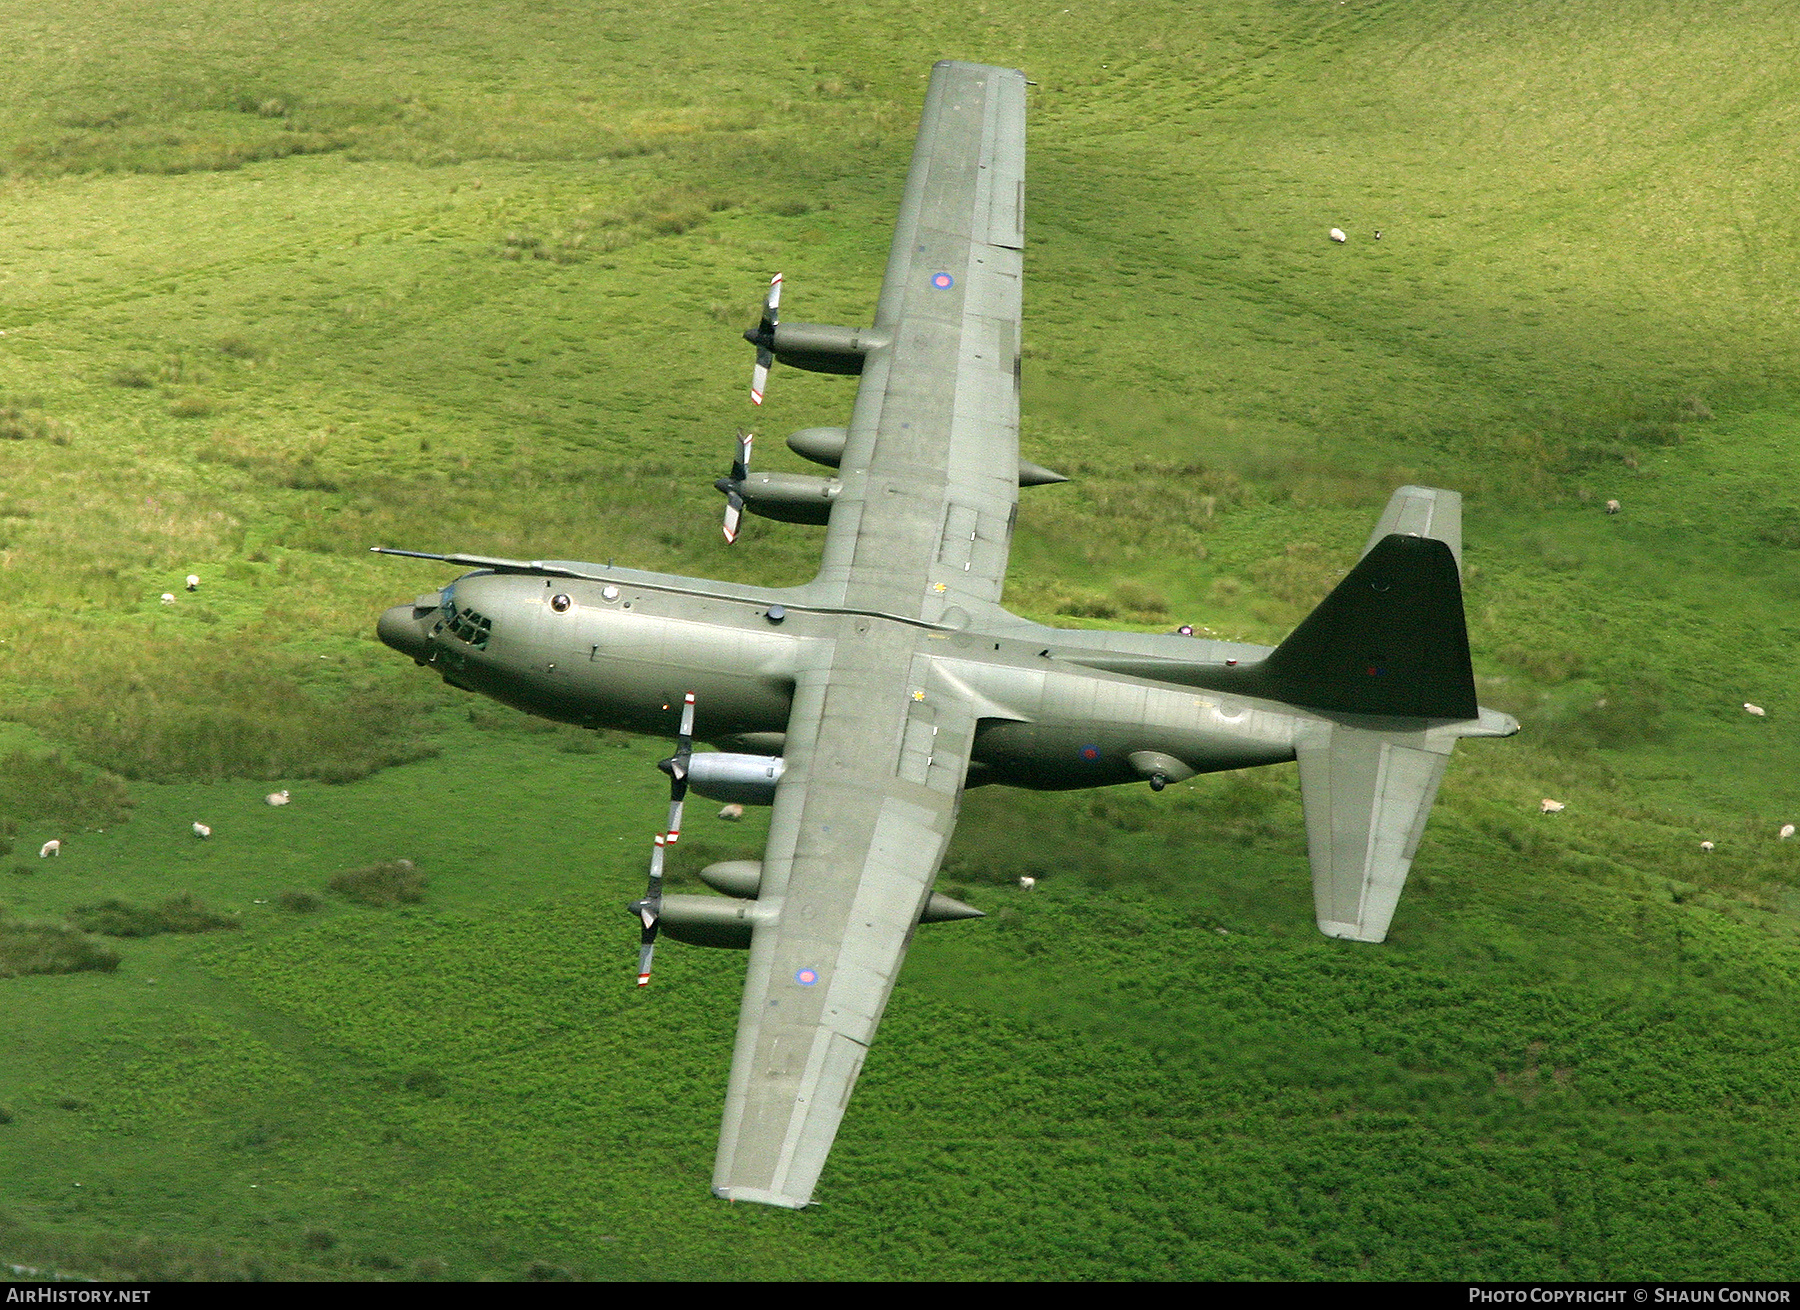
[1298,722,1451,942]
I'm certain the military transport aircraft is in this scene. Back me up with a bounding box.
[373,60,1518,1210]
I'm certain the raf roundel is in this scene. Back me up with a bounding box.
[1079,744,1101,761]
[931,272,954,290]
[794,968,819,987]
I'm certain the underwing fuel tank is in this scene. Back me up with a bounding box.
[785,426,1066,486]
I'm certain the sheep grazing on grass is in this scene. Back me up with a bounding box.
[185,574,199,591]
[717,803,744,821]
[1540,799,1566,814]
[39,840,59,858]
[1605,499,1621,514]
[192,822,211,839]
[265,790,291,807]
[1328,228,1347,243]
[1701,841,1715,852]
[1745,703,1767,717]
[1782,824,1796,840]
[1019,875,1037,891]
[160,593,175,604]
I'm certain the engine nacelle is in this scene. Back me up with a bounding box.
[768,323,889,376]
[657,894,767,949]
[735,472,841,525]
[686,753,786,805]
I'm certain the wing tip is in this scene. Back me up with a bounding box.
[711,1184,814,1210]
[1317,919,1388,943]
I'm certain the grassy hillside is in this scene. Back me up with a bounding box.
[4,0,1800,1281]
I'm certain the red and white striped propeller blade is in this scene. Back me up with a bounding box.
[720,430,753,543]
[632,833,666,987]
[664,693,696,842]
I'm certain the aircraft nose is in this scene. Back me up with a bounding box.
[378,603,434,662]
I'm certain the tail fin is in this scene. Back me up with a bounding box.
[1257,530,1477,720]
[1217,487,1476,720]
[1285,487,1513,942]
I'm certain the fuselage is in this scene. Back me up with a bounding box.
[378,563,1305,791]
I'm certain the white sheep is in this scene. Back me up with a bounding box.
[1605,499,1621,514]
[1019,875,1037,891]
[160,593,175,604]
[1782,824,1796,840]
[185,574,199,592]
[1539,799,1566,814]
[38,839,60,858]
[1700,841,1715,852]
[1328,228,1347,243]
[1745,703,1767,717]
[193,822,211,839]
[265,790,291,807]
[717,803,744,821]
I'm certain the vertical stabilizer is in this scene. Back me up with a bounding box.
[1362,485,1462,572]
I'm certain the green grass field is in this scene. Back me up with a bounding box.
[5,0,1800,1281]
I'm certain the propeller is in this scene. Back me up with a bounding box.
[747,273,782,405]
[657,692,698,842]
[717,429,753,544]
[631,692,696,988]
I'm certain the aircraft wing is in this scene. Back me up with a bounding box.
[812,60,1027,624]
[712,648,979,1206]
[712,60,1026,1207]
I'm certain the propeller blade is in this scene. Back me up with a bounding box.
[665,693,696,840]
[747,274,781,404]
[633,833,667,987]
[721,431,753,542]
[763,271,782,328]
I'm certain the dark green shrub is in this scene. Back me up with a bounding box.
[274,891,322,913]
[0,921,120,976]
[327,861,425,907]
[69,893,240,937]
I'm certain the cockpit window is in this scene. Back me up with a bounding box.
[436,605,493,649]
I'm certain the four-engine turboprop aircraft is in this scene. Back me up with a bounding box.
[373,60,1518,1209]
